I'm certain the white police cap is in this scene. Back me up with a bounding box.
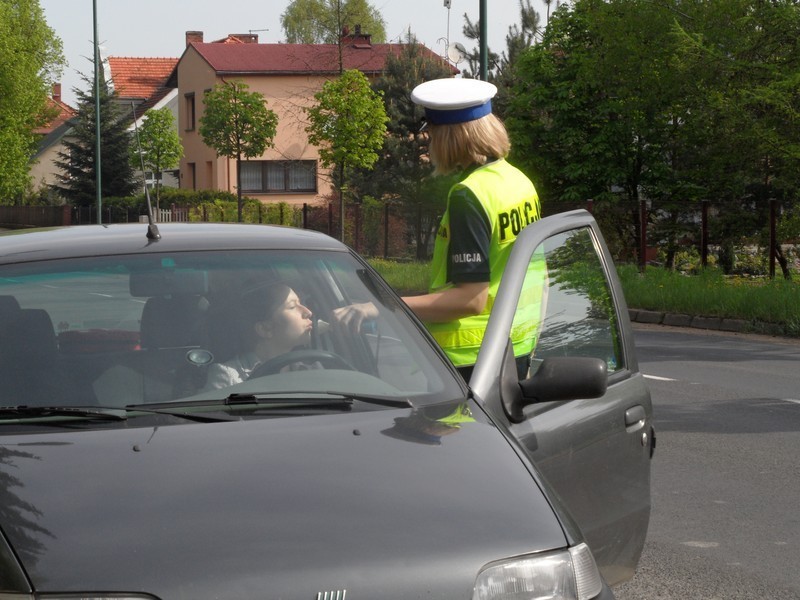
[411,78,498,126]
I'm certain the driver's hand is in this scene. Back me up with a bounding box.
[330,302,378,334]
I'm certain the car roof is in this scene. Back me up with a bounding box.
[0,223,348,264]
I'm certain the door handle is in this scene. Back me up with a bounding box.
[624,405,646,430]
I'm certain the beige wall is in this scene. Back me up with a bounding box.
[29,143,66,192]
[177,50,220,192]
[177,48,336,207]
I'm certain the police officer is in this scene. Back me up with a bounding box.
[402,77,541,379]
[331,78,541,380]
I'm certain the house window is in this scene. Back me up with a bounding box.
[240,161,317,193]
[187,162,196,190]
[184,93,195,131]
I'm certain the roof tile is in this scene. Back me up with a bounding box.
[108,57,179,100]
[190,42,448,76]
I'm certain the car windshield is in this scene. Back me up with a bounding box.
[0,249,463,413]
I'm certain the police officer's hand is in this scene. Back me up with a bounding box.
[330,302,379,334]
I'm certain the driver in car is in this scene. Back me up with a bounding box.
[203,280,318,390]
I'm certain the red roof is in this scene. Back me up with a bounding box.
[34,97,76,135]
[108,57,179,100]
[189,42,449,76]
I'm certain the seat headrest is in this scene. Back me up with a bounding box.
[140,296,208,349]
[0,308,57,368]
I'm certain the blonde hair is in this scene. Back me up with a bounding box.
[428,113,511,176]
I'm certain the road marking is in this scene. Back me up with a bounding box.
[683,541,719,548]
[785,399,800,405]
[644,374,677,382]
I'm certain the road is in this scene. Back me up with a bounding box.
[614,324,800,600]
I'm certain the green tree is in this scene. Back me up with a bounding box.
[354,34,456,258]
[199,81,278,222]
[305,69,388,242]
[130,107,183,212]
[53,74,138,207]
[508,0,709,261]
[508,0,800,273]
[670,0,800,277]
[0,0,64,203]
[281,0,386,44]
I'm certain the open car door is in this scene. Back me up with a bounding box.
[471,209,654,586]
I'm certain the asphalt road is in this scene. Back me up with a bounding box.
[614,324,800,600]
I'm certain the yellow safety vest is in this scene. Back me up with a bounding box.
[426,159,544,367]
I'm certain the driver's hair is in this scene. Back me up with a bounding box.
[236,279,292,352]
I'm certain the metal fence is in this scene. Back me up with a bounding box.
[3,198,796,275]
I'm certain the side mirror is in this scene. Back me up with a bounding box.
[502,345,608,423]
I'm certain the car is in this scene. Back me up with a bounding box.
[0,210,653,600]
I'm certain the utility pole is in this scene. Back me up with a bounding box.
[479,0,488,80]
[93,0,102,223]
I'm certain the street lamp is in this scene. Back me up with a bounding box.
[479,0,487,80]
[93,0,102,223]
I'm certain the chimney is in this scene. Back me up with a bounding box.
[341,24,372,47]
[186,31,204,46]
[52,83,62,103]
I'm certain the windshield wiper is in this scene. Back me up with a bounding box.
[0,406,128,422]
[227,391,412,409]
[125,391,412,415]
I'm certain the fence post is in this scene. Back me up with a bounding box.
[303,203,308,229]
[384,204,390,258]
[701,200,709,268]
[586,198,593,214]
[638,199,647,273]
[769,198,777,279]
[354,204,361,253]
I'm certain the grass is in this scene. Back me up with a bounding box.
[616,264,800,336]
[367,258,430,295]
[370,258,800,337]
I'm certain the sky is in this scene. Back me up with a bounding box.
[39,0,549,107]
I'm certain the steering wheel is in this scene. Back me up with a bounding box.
[248,349,355,378]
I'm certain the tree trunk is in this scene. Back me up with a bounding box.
[774,242,792,281]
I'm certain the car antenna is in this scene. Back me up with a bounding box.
[131,102,161,241]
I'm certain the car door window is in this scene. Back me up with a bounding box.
[513,227,624,378]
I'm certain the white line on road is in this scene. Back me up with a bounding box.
[644,374,677,382]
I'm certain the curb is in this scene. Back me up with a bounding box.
[628,309,788,337]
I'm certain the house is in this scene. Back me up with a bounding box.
[29,58,181,199]
[29,84,77,197]
[174,30,451,206]
[108,56,181,189]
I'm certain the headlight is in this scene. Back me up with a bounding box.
[472,543,603,600]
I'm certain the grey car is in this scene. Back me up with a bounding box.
[0,210,653,599]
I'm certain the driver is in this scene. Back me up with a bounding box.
[203,280,317,390]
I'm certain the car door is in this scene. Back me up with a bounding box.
[471,209,654,586]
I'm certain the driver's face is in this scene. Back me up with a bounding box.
[270,289,313,348]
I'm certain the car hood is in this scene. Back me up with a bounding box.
[0,403,566,598]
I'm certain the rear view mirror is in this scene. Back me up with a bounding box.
[502,349,608,423]
[521,356,608,402]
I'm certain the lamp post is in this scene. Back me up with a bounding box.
[93,0,102,223]
[479,0,488,80]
